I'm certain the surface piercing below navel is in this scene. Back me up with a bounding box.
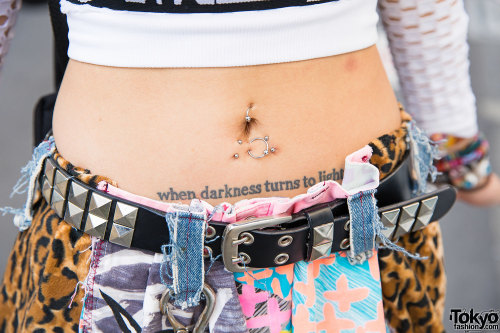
[247,136,276,159]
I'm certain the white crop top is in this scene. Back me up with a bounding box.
[0,0,479,137]
[59,0,379,68]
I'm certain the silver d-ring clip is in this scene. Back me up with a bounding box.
[160,283,216,333]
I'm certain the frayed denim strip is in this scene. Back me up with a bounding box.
[162,203,206,309]
[407,120,440,195]
[347,187,428,264]
[0,136,55,231]
[347,189,377,265]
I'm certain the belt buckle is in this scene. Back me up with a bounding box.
[222,214,293,273]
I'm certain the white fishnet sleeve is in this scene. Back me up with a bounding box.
[378,0,478,137]
[0,0,21,73]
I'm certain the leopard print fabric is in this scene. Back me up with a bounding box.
[0,104,445,332]
[52,151,118,188]
[370,104,446,333]
[378,223,446,333]
[0,151,116,333]
[369,103,412,180]
[0,200,91,332]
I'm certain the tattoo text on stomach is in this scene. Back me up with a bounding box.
[157,168,344,201]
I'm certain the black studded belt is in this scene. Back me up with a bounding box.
[38,151,456,272]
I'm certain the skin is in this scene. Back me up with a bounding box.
[51,45,403,205]
[457,174,500,206]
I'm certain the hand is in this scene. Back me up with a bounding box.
[457,173,500,206]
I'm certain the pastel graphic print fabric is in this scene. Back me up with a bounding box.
[235,266,294,333]
[234,250,386,332]
[292,253,386,333]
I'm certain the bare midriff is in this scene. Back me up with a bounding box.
[52,44,401,206]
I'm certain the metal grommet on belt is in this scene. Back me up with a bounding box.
[233,252,251,266]
[203,246,212,259]
[205,225,216,239]
[232,232,254,246]
[344,220,350,231]
[274,253,289,265]
[278,235,293,247]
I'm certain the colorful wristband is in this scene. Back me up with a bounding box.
[434,133,492,190]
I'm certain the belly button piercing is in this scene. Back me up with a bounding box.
[243,104,258,137]
[234,105,277,160]
[245,106,252,123]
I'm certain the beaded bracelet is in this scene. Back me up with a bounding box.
[434,133,492,191]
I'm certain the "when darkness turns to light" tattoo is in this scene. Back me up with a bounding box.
[157,168,344,201]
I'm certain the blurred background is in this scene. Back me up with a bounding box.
[0,0,498,331]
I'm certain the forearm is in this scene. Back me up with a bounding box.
[0,0,21,73]
[378,0,478,138]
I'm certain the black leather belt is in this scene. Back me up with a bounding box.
[38,151,456,272]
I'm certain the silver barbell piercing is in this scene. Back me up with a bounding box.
[245,107,252,123]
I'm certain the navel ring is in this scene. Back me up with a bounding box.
[245,106,252,123]
[243,104,258,137]
[247,136,276,159]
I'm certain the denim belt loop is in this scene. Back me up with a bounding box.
[346,188,378,265]
[407,120,440,195]
[163,201,207,309]
[0,136,56,231]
